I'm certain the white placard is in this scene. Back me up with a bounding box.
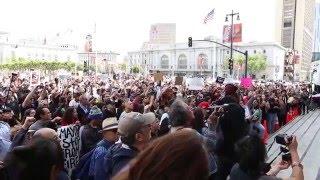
[186,77,204,90]
[58,125,81,175]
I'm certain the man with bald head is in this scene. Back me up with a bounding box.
[33,128,60,143]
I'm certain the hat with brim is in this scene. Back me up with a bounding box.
[118,112,156,137]
[99,117,118,133]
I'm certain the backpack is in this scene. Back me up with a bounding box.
[72,141,109,180]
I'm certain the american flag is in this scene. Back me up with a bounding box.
[203,9,215,24]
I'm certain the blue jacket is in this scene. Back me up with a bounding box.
[104,143,138,180]
[72,139,113,180]
[89,139,114,180]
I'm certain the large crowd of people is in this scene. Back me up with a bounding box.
[0,72,311,180]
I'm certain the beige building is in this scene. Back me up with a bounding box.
[278,0,315,81]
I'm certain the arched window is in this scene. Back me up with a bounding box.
[161,55,169,69]
[178,54,188,69]
[197,54,208,70]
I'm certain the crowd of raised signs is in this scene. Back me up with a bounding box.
[0,72,314,180]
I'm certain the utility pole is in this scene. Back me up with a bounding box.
[225,10,240,76]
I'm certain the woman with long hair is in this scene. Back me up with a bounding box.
[192,107,206,134]
[214,103,249,180]
[61,107,78,126]
[230,135,303,180]
[113,129,209,180]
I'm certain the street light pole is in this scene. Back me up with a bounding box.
[244,50,248,78]
[190,39,249,78]
[230,10,234,76]
[226,10,240,76]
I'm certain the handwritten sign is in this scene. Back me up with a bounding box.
[175,76,183,85]
[58,125,80,175]
[241,78,253,89]
[186,77,204,90]
[216,76,225,84]
[154,73,163,82]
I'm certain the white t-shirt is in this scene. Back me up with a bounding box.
[69,99,79,107]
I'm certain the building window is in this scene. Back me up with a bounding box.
[178,54,187,69]
[284,21,292,28]
[197,54,208,69]
[263,50,266,54]
[226,51,230,54]
[254,50,257,54]
[160,55,169,69]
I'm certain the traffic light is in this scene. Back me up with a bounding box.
[84,60,88,72]
[228,59,233,70]
[188,37,192,47]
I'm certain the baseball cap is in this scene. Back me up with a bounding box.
[87,106,104,121]
[100,117,118,132]
[118,112,156,137]
[198,102,209,109]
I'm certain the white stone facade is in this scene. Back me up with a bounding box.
[0,32,78,64]
[128,41,286,80]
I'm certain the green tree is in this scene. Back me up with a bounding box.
[119,63,127,71]
[131,65,140,73]
[234,54,245,67]
[248,54,267,74]
[0,58,78,73]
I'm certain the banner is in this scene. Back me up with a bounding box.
[58,125,81,175]
[240,77,253,89]
[186,77,204,90]
[223,23,242,43]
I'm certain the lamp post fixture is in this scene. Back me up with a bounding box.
[225,10,240,76]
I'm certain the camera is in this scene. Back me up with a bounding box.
[275,134,293,145]
[282,153,292,162]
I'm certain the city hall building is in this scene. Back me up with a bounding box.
[128,39,286,80]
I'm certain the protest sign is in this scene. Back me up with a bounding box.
[58,125,81,175]
[241,78,253,89]
[216,76,225,84]
[154,73,163,82]
[175,76,183,85]
[186,77,204,90]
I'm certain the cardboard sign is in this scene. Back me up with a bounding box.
[241,78,253,89]
[175,76,183,85]
[58,125,81,175]
[186,77,204,90]
[216,76,225,84]
[154,73,163,82]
